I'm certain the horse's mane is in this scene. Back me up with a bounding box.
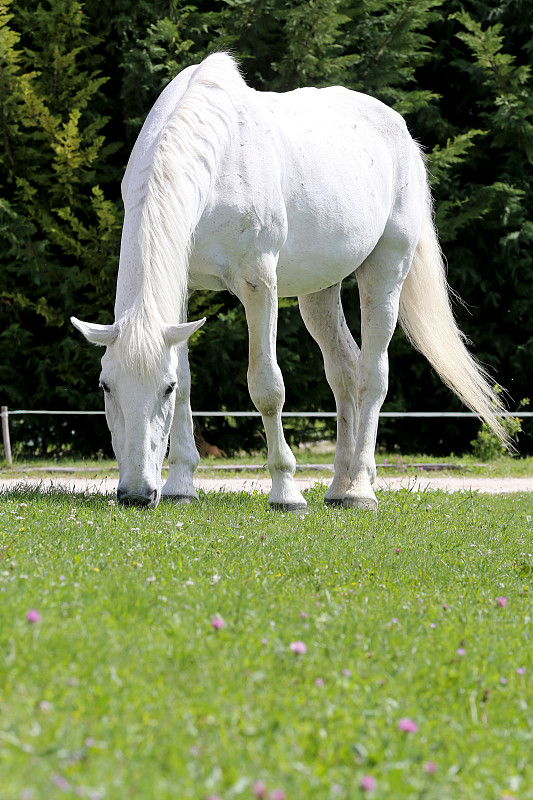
[117,53,242,376]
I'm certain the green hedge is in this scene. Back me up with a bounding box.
[1,0,532,456]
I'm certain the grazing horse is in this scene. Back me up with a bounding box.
[72,53,507,511]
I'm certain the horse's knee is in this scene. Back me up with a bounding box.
[247,362,285,416]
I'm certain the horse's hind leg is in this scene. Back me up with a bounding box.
[237,258,307,513]
[344,234,413,510]
[298,283,360,505]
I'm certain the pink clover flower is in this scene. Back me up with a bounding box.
[290,641,307,654]
[360,775,377,792]
[398,717,418,733]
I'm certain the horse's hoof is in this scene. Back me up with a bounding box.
[161,494,198,505]
[342,496,378,512]
[269,501,308,515]
[324,496,344,507]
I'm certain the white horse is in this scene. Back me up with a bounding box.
[72,53,507,511]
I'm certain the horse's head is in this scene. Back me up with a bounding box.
[71,315,205,508]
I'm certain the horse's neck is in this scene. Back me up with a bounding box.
[114,204,145,320]
[115,68,201,324]
[121,64,199,202]
[114,59,243,325]
[114,172,201,324]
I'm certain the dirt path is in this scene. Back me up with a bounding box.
[1,474,533,496]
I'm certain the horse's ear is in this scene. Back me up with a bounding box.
[166,318,206,347]
[71,316,117,346]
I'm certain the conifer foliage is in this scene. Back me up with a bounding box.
[1,0,121,453]
[1,0,532,455]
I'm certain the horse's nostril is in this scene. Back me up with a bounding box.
[117,488,158,508]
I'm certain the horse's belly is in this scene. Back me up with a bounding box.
[191,209,385,298]
[276,211,385,297]
[276,249,362,297]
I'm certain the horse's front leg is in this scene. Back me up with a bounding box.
[161,344,200,504]
[238,263,307,513]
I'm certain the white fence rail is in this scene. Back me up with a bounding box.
[4,408,533,417]
[2,406,531,465]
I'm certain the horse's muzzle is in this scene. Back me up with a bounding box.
[116,488,159,508]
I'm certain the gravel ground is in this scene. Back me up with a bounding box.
[1,474,533,496]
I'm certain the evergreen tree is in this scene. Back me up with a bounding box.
[2,0,532,456]
[383,1,533,450]
[0,0,121,455]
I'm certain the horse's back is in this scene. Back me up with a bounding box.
[261,84,413,211]
[264,83,406,141]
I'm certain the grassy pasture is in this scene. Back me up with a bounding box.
[0,483,532,800]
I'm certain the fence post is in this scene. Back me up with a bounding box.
[1,406,12,465]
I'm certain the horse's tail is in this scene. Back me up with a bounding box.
[398,147,511,449]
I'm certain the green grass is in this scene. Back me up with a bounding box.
[1,483,532,799]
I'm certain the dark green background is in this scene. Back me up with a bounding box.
[1,0,532,456]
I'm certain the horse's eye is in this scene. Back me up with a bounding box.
[100,381,110,393]
[164,382,176,396]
